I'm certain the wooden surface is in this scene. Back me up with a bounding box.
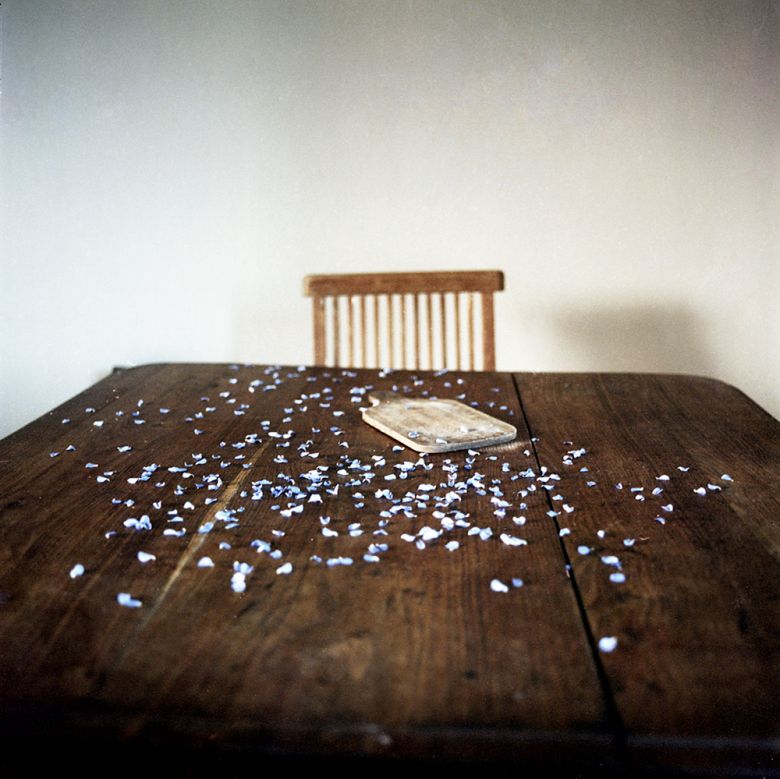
[0,365,778,777]
[517,373,780,776]
[302,271,502,371]
[361,391,517,453]
[303,270,504,296]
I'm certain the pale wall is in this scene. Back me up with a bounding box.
[2,0,778,438]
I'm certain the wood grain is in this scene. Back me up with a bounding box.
[5,367,775,775]
[303,270,504,296]
[515,372,780,776]
[0,364,610,772]
[361,392,517,453]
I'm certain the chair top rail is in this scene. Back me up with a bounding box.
[303,270,504,297]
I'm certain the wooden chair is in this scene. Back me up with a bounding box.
[303,270,503,371]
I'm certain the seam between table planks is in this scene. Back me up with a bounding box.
[511,373,630,769]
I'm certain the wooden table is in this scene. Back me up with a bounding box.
[1,364,778,777]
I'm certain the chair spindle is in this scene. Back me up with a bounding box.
[454,293,461,370]
[360,296,367,367]
[347,295,354,367]
[426,293,434,371]
[438,292,446,370]
[331,296,340,367]
[413,294,420,370]
[467,292,475,370]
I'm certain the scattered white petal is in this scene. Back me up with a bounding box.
[137,551,156,564]
[197,556,214,568]
[69,564,85,579]
[599,636,618,652]
[326,556,353,567]
[276,562,293,575]
[117,592,143,608]
[490,578,509,593]
[500,533,527,547]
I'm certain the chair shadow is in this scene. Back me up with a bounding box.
[547,302,715,376]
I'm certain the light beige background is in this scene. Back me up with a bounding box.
[1,0,778,438]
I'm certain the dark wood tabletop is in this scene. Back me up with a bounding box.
[0,364,778,777]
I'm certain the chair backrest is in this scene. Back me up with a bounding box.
[303,270,503,371]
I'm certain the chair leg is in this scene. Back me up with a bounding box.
[482,292,495,371]
[313,297,326,365]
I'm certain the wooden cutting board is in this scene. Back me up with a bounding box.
[361,391,517,453]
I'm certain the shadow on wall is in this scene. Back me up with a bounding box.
[549,303,716,377]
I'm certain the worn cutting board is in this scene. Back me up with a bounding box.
[361,391,517,453]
